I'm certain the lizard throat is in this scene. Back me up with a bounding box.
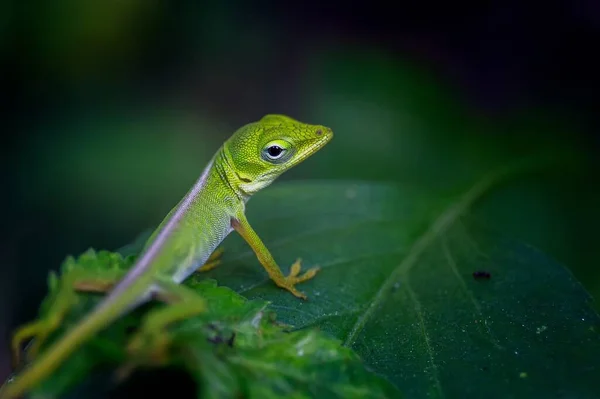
[235,172,252,183]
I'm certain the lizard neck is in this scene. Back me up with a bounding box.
[214,145,252,202]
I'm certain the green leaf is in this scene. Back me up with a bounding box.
[17,251,397,399]
[199,177,600,398]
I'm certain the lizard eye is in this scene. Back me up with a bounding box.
[262,140,291,163]
[266,145,284,158]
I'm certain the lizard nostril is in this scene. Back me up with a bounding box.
[316,129,323,136]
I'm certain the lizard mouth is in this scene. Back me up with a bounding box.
[289,129,334,169]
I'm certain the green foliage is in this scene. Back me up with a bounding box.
[21,250,398,399]
[17,173,600,398]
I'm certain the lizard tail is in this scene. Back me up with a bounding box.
[0,287,143,399]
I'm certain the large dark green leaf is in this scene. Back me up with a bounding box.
[202,175,600,398]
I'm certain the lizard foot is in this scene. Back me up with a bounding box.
[11,314,65,368]
[11,268,123,369]
[117,328,172,382]
[275,258,320,300]
[126,327,172,366]
[195,247,225,273]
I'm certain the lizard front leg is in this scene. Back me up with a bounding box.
[11,268,126,368]
[231,212,320,300]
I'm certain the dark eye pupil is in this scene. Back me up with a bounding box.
[267,146,283,157]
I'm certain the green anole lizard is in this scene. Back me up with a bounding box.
[1,114,333,398]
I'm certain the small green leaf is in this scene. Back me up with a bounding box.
[164,279,399,399]
[19,251,397,398]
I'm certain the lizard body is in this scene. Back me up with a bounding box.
[0,114,333,398]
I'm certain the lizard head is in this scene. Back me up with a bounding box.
[224,114,333,196]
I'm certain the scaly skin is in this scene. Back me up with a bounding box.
[0,114,333,398]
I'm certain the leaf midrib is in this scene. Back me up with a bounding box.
[342,156,554,347]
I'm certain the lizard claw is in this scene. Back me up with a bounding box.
[289,258,302,277]
[195,247,225,273]
[277,259,321,300]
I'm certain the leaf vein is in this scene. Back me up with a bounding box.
[406,283,444,398]
[342,160,537,346]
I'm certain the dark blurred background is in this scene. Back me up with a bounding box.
[1,0,599,381]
